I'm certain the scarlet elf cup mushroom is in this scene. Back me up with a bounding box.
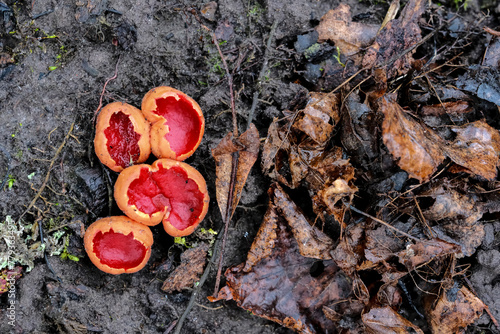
[83,216,154,275]
[88,87,208,274]
[114,159,210,237]
[94,102,151,172]
[141,86,205,161]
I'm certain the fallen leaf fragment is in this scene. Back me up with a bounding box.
[380,94,445,182]
[363,225,405,265]
[421,184,485,257]
[425,286,486,334]
[210,185,355,333]
[362,306,424,334]
[212,123,260,221]
[419,101,472,116]
[316,3,378,57]
[261,117,291,182]
[293,92,340,145]
[273,184,334,260]
[162,243,209,293]
[397,239,460,270]
[444,120,500,181]
[363,0,426,77]
[381,95,500,181]
[422,186,482,226]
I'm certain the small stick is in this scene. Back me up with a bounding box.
[173,233,223,334]
[484,27,500,37]
[211,30,241,296]
[18,122,75,222]
[213,32,237,137]
[92,56,121,124]
[247,20,278,128]
[346,203,420,241]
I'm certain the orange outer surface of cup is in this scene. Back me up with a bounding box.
[84,216,154,275]
[114,159,209,236]
[141,86,205,161]
[94,102,151,172]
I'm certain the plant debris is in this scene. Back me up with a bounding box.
[162,243,209,293]
[211,0,500,332]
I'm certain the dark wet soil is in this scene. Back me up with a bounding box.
[0,0,499,333]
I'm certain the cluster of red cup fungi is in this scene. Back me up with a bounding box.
[84,87,209,275]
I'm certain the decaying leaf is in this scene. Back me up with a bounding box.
[213,123,260,220]
[381,95,500,182]
[316,3,379,57]
[421,184,485,257]
[419,101,472,116]
[341,93,380,168]
[293,92,340,145]
[362,306,424,334]
[210,185,355,333]
[273,184,334,260]
[363,0,426,77]
[397,239,460,270]
[444,120,500,181]
[261,92,357,224]
[330,222,365,276]
[161,243,209,293]
[425,286,486,334]
[380,94,445,182]
[363,225,405,265]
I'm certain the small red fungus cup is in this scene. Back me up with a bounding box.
[141,87,205,161]
[94,102,151,172]
[114,159,209,237]
[84,216,154,275]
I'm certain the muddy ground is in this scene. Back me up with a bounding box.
[0,0,499,333]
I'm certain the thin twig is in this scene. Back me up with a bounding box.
[92,56,121,124]
[213,33,237,137]
[214,152,238,295]
[484,26,500,37]
[211,31,241,297]
[173,233,223,334]
[346,203,420,241]
[18,122,75,222]
[247,20,278,128]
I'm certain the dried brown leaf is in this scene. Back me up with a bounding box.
[444,120,500,181]
[261,117,290,179]
[316,4,378,57]
[420,101,472,116]
[397,239,460,270]
[421,185,485,256]
[161,243,209,293]
[381,96,500,182]
[243,199,279,272]
[210,186,356,333]
[380,94,445,182]
[273,184,334,260]
[213,123,260,220]
[425,286,486,334]
[293,92,340,145]
[362,306,424,334]
[362,0,426,77]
